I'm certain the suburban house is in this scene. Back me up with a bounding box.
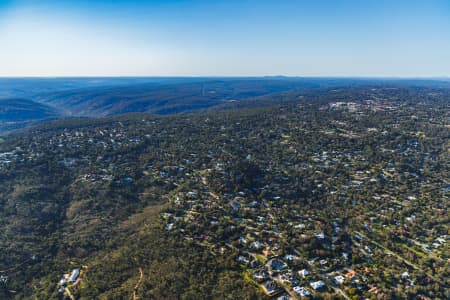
[69,269,80,283]
[310,280,325,290]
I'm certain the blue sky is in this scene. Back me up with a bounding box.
[0,0,449,77]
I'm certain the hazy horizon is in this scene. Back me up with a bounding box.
[0,76,449,80]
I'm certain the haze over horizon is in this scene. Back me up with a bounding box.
[1,0,450,77]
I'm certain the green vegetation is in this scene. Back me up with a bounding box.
[0,85,448,299]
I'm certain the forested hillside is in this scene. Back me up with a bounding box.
[1,78,450,134]
[0,87,448,299]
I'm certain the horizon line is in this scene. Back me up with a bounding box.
[0,75,449,80]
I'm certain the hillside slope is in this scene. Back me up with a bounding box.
[0,98,59,122]
[0,88,448,299]
[34,79,321,116]
[0,98,60,134]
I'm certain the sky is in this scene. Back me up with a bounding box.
[0,0,449,77]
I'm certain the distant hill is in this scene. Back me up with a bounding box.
[0,77,169,99]
[33,78,450,117]
[0,98,59,134]
[0,98,59,122]
[1,77,450,134]
[34,79,324,116]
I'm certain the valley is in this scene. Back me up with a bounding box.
[0,84,448,299]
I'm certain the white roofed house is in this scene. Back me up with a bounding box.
[293,286,311,297]
[69,269,80,283]
[298,269,309,278]
[252,269,269,282]
[335,275,345,285]
[310,280,325,290]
